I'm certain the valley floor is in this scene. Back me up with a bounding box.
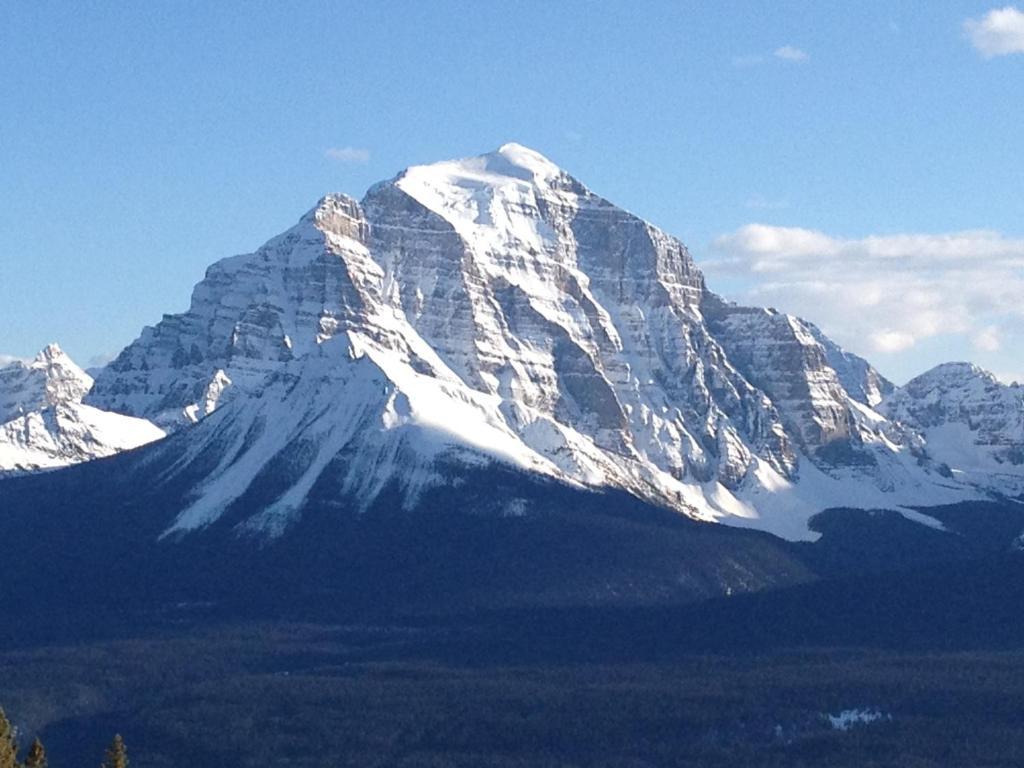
[3,615,1024,767]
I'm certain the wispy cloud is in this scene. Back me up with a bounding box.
[0,354,28,367]
[707,224,1024,357]
[773,45,809,62]
[964,6,1024,57]
[733,46,809,68]
[973,325,1003,353]
[872,330,916,354]
[731,54,765,68]
[87,352,117,369]
[744,195,789,211]
[325,146,371,164]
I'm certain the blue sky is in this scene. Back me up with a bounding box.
[1,1,1022,383]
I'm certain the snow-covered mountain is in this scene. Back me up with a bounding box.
[74,143,1020,541]
[0,344,165,473]
[882,363,1024,495]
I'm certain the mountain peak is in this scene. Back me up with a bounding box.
[881,360,1023,489]
[397,143,565,191]
[308,193,366,241]
[35,342,71,364]
[0,342,165,473]
[489,142,562,178]
[496,140,538,154]
[911,361,998,388]
[1,344,93,424]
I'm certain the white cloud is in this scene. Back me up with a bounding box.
[325,146,371,164]
[0,354,28,367]
[774,45,809,62]
[707,224,1024,357]
[871,330,917,353]
[744,195,789,211]
[973,325,1003,352]
[734,46,808,67]
[964,6,1024,57]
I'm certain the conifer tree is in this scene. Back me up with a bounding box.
[101,734,128,768]
[0,709,18,768]
[22,737,46,768]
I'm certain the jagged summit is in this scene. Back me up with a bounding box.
[0,345,165,473]
[37,342,68,361]
[0,342,92,422]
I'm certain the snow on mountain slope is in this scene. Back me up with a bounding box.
[882,363,1024,495]
[805,322,894,408]
[86,145,991,540]
[157,334,570,538]
[0,345,165,473]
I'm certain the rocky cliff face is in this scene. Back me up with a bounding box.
[0,345,165,473]
[78,145,1006,540]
